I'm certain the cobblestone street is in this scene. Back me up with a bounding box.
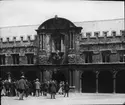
[1,93,125,105]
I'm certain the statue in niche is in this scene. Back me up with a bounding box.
[52,32,61,52]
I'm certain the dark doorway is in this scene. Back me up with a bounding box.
[52,71,66,83]
[11,71,21,80]
[81,71,96,93]
[98,71,113,93]
[25,71,38,81]
[116,70,125,93]
[0,71,7,80]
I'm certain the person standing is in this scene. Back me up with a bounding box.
[35,78,41,97]
[4,80,10,96]
[18,76,27,100]
[64,81,69,97]
[43,80,48,96]
[50,80,57,99]
[58,81,63,95]
[0,78,3,96]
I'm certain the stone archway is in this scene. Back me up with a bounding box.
[116,70,125,93]
[52,71,66,83]
[81,71,96,93]
[25,71,38,81]
[11,71,21,80]
[98,71,113,93]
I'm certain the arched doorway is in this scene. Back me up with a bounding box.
[25,71,38,81]
[98,71,113,93]
[11,71,21,80]
[116,70,125,93]
[52,70,66,91]
[81,71,96,93]
[52,71,66,83]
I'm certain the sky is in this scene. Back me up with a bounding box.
[0,0,124,27]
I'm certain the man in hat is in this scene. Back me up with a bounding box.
[18,76,27,100]
[35,78,41,97]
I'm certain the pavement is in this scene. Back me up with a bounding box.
[1,93,125,105]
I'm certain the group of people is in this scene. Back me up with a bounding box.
[0,76,70,100]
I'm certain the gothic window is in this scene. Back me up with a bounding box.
[12,54,19,64]
[102,51,110,62]
[119,50,125,62]
[26,53,34,64]
[71,70,73,86]
[70,32,74,49]
[40,34,44,50]
[84,52,92,63]
[0,54,5,65]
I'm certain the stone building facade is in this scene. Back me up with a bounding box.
[0,17,125,93]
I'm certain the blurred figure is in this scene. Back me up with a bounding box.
[18,76,27,100]
[50,80,57,99]
[15,80,19,97]
[64,81,69,97]
[35,78,41,97]
[0,78,3,96]
[1,80,6,96]
[43,80,48,96]
[58,81,63,95]
[40,82,44,96]
[4,80,10,96]
[9,80,16,96]
[32,80,36,96]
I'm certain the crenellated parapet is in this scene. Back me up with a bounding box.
[76,30,125,64]
[0,35,39,65]
[80,30,125,44]
[0,35,38,48]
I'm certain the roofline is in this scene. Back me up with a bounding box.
[74,18,125,24]
[0,18,124,29]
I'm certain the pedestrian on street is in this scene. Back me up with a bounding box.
[43,80,48,96]
[4,80,10,96]
[50,80,57,99]
[32,80,36,96]
[18,76,27,100]
[35,78,41,97]
[15,80,19,97]
[40,82,44,96]
[58,81,63,95]
[24,79,29,97]
[0,78,3,96]
[64,81,69,97]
